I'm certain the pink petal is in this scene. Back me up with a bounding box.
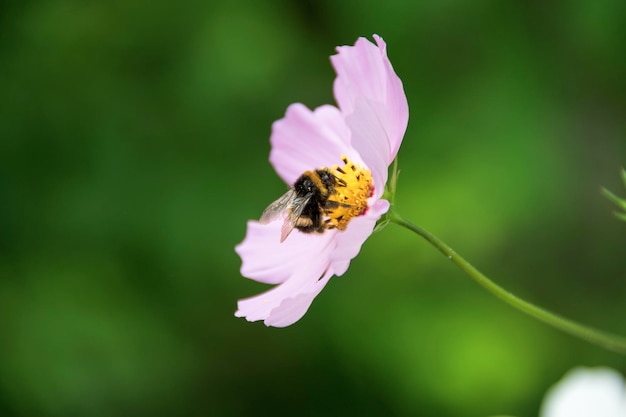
[330,199,390,275]
[372,34,410,159]
[236,240,336,327]
[331,35,409,167]
[269,103,365,186]
[264,270,333,327]
[236,220,336,284]
[344,99,390,196]
[236,199,388,326]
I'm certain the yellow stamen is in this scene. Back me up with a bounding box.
[325,155,373,230]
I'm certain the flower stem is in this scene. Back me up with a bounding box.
[389,211,626,355]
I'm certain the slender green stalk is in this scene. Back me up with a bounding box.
[389,211,626,355]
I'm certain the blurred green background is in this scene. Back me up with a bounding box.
[1,0,625,416]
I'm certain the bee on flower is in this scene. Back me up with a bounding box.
[235,35,409,327]
[259,156,374,243]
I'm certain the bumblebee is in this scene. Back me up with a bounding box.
[260,156,373,243]
[260,168,343,242]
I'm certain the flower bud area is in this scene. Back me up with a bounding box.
[325,156,374,230]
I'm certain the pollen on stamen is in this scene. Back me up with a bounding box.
[325,155,373,231]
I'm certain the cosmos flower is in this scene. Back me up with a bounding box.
[235,35,408,327]
[540,367,626,417]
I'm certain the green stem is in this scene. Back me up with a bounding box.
[389,211,626,355]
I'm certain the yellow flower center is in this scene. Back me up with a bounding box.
[325,155,374,230]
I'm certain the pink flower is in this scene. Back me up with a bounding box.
[235,35,409,327]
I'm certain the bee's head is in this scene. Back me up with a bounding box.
[298,177,314,192]
[294,169,336,197]
[294,174,317,196]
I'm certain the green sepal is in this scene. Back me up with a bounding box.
[373,214,390,233]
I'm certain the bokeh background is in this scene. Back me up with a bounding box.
[1,0,625,416]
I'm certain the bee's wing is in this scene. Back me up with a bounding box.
[259,189,297,224]
[280,193,313,242]
[280,220,296,243]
